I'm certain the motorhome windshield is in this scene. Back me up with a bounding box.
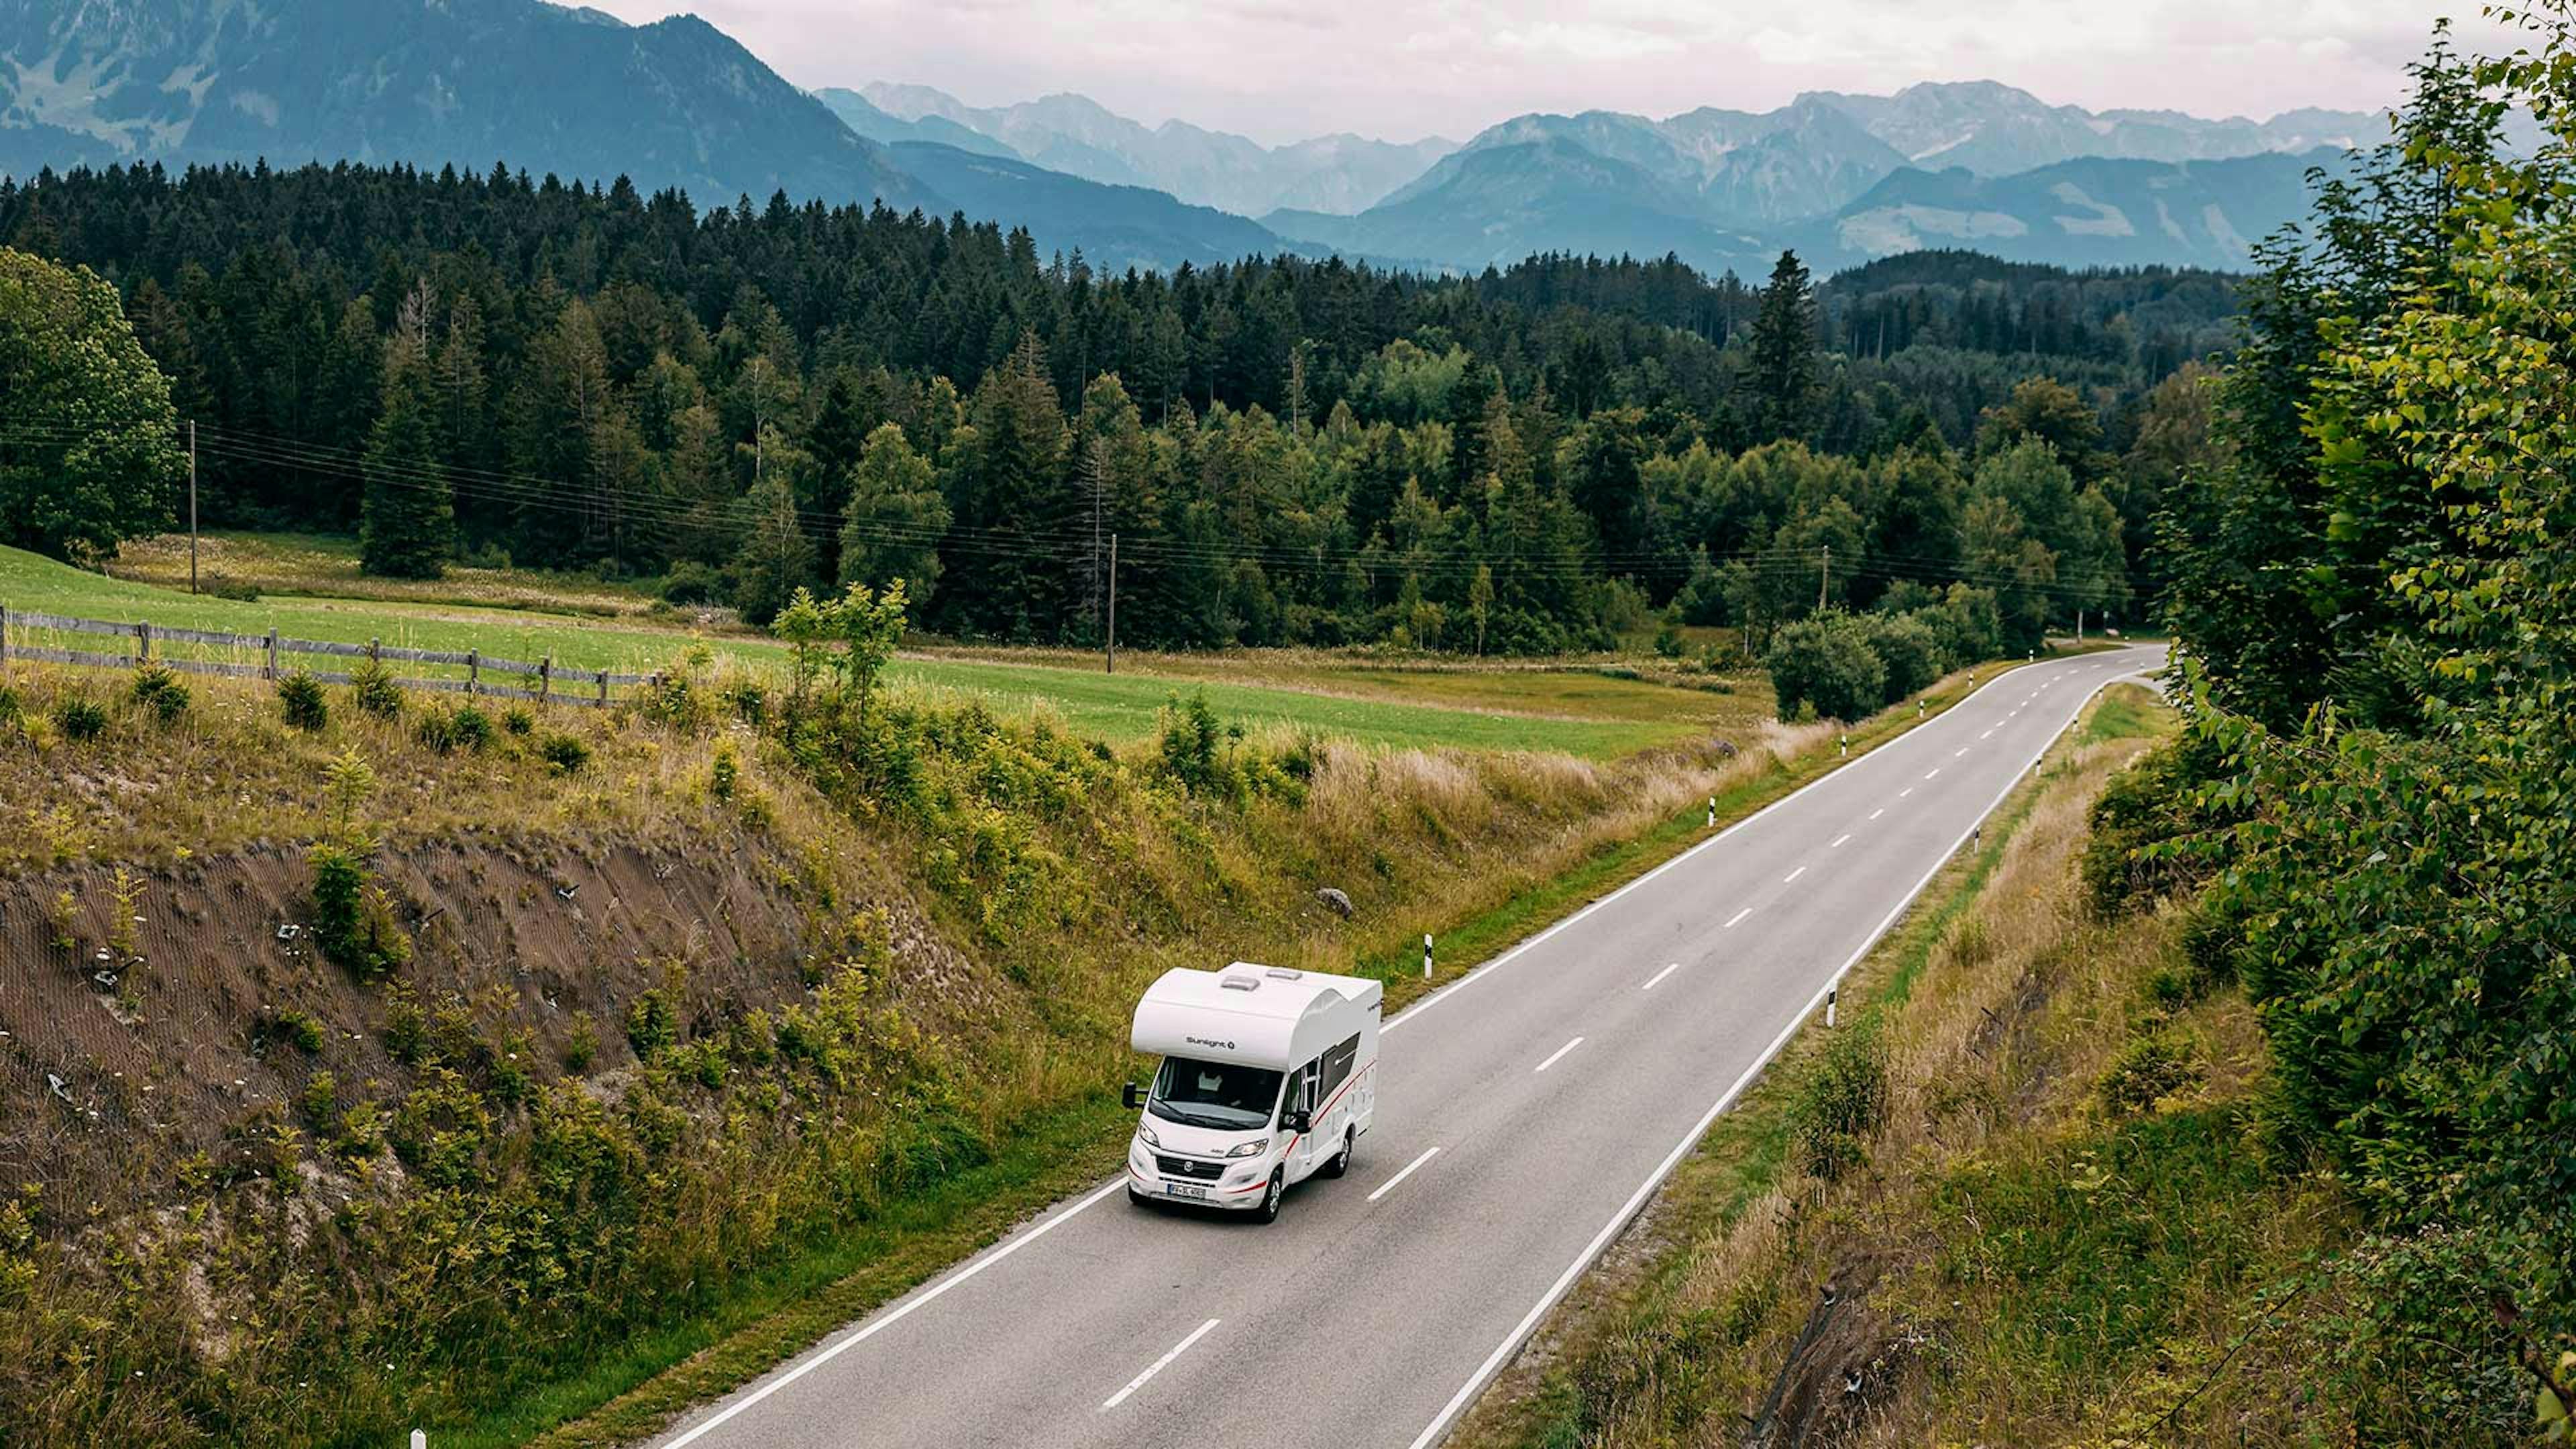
[1148,1057,1284,1131]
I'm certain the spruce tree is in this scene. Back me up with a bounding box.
[359,285,455,578]
[1749,250,1819,443]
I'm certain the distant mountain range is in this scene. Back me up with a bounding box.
[1236,81,2373,274]
[0,0,932,210]
[0,0,2381,277]
[854,83,1457,217]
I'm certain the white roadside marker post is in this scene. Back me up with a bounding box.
[1423,932,1433,979]
[1825,986,1837,1029]
[413,1433,427,1449]
[1705,796,1715,828]
[1839,733,1847,758]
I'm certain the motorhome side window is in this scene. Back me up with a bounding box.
[1318,1032,1360,1101]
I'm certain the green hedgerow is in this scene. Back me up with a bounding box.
[51,695,108,742]
[278,671,329,731]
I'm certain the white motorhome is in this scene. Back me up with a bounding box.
[1125,963,1382,1222]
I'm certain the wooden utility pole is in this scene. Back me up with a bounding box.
[187,419,199,594]
[1105,533,1119,675]
[1817,545,1830,612]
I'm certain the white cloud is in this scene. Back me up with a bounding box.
[584,0,2518,144]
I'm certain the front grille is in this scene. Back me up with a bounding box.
[1155,1154,1225,1181]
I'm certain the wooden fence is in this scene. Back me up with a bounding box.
[0,604,659,708]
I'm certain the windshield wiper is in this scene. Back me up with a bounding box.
[1152,1104,1232,1130]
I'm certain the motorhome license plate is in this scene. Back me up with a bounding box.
[1169,1183,1208,1200]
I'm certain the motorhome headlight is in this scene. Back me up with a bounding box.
[1136,1124,1160,1149]
[1225,1140,1267,1159]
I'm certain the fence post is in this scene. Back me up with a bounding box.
[368,637,380,666]
[0,604,10,668]
[596,669,608,709]
[466,649,478,696]
[264,629,279,680]
[538,657,551,705]
[135,620,152,665]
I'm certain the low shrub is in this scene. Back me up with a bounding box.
[350,658,402,718]
[51,695,107,742]
[1792,1023,1889,1180]
[278,670,329,731]
[501,705,535,736]
[659,559,727,604]
[415,702,494,753]
[625,985,678,1057]
[129,663,191,722]
[2096,1030,2202,1116]
[538,731,591,774]
[308,842,411,981]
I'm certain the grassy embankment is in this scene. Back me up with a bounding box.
[1446,683,2434,1447]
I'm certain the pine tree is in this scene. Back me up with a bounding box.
[359,284,455,578]
[1749,250,1819,443]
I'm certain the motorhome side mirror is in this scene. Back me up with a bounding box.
[1123,1082,1143,1111]
[1284,1109,1311,1134]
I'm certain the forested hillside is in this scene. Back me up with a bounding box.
[1,161,2236,650]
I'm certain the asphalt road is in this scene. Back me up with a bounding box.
[649,646,2165,1449]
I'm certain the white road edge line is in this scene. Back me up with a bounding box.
[1401,655,2151,1449]
[1534,1036,1585,1073]
[1723,907,1752,928]
[1642,962,1683,991]
[1925,768,1941,780]
[1868,808,1885,820]
[1099,1318,1220,1411]
[1782,865,1807,883]
[1368,1146,1442,1202]
[653,653,2127,1449]
[1829,834,1851,849]
[1898,788,1913,798]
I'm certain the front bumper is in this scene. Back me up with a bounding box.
[1129,1142,1271,1207]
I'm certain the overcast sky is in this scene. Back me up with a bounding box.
[580,1,2512,146]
